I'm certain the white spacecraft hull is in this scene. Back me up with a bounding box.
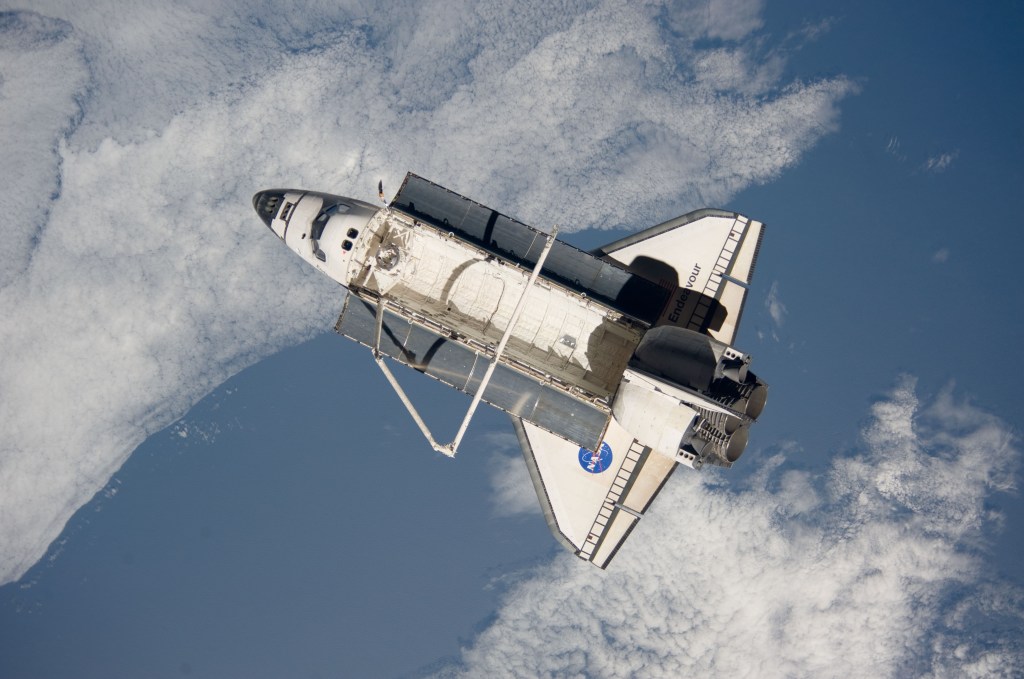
[254,173,767,568]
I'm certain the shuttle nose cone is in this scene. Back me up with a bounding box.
[253,190,285,230]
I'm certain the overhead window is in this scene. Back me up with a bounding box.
[311,202,350,240]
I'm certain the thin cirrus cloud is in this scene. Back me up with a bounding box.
[922,151,958,173]
[456,379,1022,677]
[765,281,788,328]
[484,431,543,519]
[0,1,854,585]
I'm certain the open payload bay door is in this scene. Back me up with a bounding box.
[594,209,765,346]
[512,416,680,569]
[389,173,670,325]
[335,295,611,452]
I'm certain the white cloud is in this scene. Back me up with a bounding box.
[765,280,787,329]
[0,0,855,585]
[434,379,1023,677]
[788,17,838,44]
[0,12,88,290]
[484,432,541,518]
[706,0,766,41]
[933,248,950,263]
[923,151,958,173]
[885,134,908,163]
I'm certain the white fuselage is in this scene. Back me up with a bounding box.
[255,187,763,470]
[255,177,769,567]
[264,190,645,402]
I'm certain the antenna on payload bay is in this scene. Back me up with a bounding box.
[377,179,386,206]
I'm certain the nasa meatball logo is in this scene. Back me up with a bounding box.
[578,441,613,474]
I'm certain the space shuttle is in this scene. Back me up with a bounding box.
[253,173,767,568]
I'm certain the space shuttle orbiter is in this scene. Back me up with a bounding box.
[253,173,767,568]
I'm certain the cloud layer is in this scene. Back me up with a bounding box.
[0,0,854,584]
[448,379,1022,677]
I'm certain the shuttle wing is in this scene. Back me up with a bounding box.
[595,210,765,346]
[513,416,678,569]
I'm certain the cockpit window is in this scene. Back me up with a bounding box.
[311,202,350,240]
[310,202,350,262]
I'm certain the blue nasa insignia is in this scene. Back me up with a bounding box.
[578,441,613,474]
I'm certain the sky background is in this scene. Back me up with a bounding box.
[1,1,1022,677]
